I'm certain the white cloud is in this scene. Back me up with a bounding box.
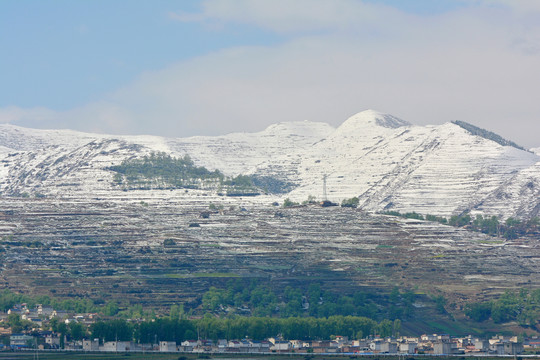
[0,103,131,134]
[3,0,540,147]
[168,11,206,23]
[169,0,404,34]
[465,0,540,13]
[0,106,58,124]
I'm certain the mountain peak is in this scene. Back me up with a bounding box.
[333,110,410,136]
[352,110,410,128]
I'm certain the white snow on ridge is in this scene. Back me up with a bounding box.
[0,124,104,151]
[278,119,538,214]
[247,111,540,217]
[165,120,334,175]
[0,109,539,218]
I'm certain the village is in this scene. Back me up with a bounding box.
[0,303,538,356]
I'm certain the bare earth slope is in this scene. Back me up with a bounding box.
[0,198,537,307]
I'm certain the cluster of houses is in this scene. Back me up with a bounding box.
[0,304,537,355]
[2,303,97,328]
[0,303,97,350]
[149,334,531,355]
[64,334,533,355]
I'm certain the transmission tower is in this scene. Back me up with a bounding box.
[322,174,328,201]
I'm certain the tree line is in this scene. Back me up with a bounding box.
[109,152,223,190]
[201,281,415,321]
[90,315,399,343]
[465,288,540,327]
[109,152,264,195]
[381,210,540,240]
[452,120,527,151]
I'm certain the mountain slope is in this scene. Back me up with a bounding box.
[251,111,539,217]
[0,111,538,219]
[165,120,334,176]
[0,121,332,198]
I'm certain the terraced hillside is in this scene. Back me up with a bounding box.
[1,110,539,219]
[0,197,537,309]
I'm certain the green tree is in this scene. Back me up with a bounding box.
[69,322,85,341]
[103,301,119,316]
[433,295,447,314]
[91,319,132,342]
[282,198,299,208]
[49,317,59,332]
[341,197,359,208]
[465,302,491,322]
[393,319,401,337]
[169,304,184,320]
[7,313,23,333]
[57,322,68,349]
[378,319,393,337]
[449,213,471,227]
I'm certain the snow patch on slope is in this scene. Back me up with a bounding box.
[475,158,540,218]
[1,110,539,219]
[253,114,539,217]
[165,120,333,176]
[0,124,104,151]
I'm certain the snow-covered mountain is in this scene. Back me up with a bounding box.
[0,110,539,219]
[253,110,539,218]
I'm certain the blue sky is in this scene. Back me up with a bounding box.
[1,0,540,147]
[0,1,283,109]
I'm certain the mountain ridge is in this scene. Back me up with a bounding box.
[1,110,539,219]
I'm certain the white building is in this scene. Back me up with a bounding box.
[217,339,228,350]
[474,339,489,351]
[100,341,132,352]
[380,342,398,353]
[46,334,61,348]
[421,334,438,342]
[433,342,453,355]
[159,341,177,352]
[270,341,290,351]
[399,342,417,354]
[10,334,33,347]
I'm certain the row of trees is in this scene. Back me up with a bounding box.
[465,289,540,327]
[281,196,360,208]
[109,152,263,195]
[110,152,223,189]
[452,120,526,151]
[341,197,360,208]
[451,213,539,239]
[1,282,416,323]
[381,211,540,240]
[1,282,414,326]
[90,315,400,343]
[201,281,415,321]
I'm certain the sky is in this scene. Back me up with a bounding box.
[1,0,540,148]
